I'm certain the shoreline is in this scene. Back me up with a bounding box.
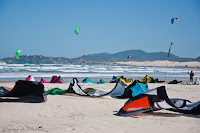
[0,61,199,83]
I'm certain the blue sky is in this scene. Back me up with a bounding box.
[0,0,200,59]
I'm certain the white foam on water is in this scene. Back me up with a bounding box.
[0,63,200,81]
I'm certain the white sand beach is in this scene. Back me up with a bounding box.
[1,0,200,132]
[116,60,200,68]
[0,82,200,133]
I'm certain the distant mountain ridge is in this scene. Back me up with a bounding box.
[87,49,194,61]
[0,49,199,64]
[194,56,200,61]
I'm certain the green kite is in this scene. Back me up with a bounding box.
[15,49,22,59]
[75,27,80,35]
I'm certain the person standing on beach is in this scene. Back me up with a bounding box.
[190,71,194,82]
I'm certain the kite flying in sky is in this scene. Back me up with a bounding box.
[127,56,131,60]
[171,17,179,25]
[168,42,173,57]
[75,27,80,35]
[15,49,21,59]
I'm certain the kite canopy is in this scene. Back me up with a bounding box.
[110,76,133,83]
[67,78,148,98]
[117,86,200,116]
[139,75,155,83]
[40,78,50,83]
[46,88,67,95]
[75,27,80,35]
[138,75,165,83]
[171,17,179,25]
[127,56,131,60]
[82,78,105,84]
[50,76,63,83]
[15,49,22,59]
[0,80,47,102]
[114,80,148,98]
[40,76,63,83]
[66,78,128,97]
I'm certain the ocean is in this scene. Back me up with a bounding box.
[0,62,199,82]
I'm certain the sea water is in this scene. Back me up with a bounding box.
[0,62,199,82]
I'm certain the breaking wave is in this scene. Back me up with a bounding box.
[0,63,199,81]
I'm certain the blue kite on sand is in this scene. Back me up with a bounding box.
[82,78,105,84]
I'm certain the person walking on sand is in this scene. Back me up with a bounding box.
[190,71,194,82]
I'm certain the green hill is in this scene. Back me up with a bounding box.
[0,49,197,64]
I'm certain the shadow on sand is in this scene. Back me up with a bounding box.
[113,111,200,119]
[0,96,46,103]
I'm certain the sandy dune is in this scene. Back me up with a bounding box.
[116,60,200,68]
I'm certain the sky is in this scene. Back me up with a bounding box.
[0,0,200,59]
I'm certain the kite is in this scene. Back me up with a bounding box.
[127,56,131,60]
[75,27,80,35]
[0,80,47,102]
[15,49,22,59]
[117,86,200,116]
[65,78,146,98]
[171,17,179,25]
[168,42,173,57]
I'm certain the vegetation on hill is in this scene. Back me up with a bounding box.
[0,50,198,64]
